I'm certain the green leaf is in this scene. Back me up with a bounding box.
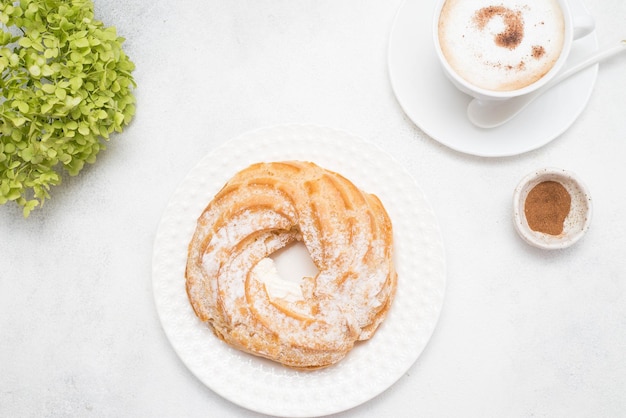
[73,37,89,48]
[9,116,26,127]
[55,87,66,100]
[113,111,124,126]
[40,101,53,114]
[28,65,41,77]
[18,37,32,48]
[23,200,39,217]
[7,188,21,200]
[41,84,56,94]
[78,125,90,135]
[69,77,82,91]
[21,147,33,162]
[17,101,30,113]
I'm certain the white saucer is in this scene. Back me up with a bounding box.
[388,0,599,157]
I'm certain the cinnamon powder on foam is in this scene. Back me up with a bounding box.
[473,5,524,50]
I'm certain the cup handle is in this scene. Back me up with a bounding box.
[572,15,595,40]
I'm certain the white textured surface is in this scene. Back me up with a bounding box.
[152,126,446,416]
[1,0,626,417]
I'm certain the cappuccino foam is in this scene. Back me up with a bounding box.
[438,0,565,91]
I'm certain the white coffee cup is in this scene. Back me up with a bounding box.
[433,0,595,101]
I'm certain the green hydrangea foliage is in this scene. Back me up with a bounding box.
[0,0,136,216]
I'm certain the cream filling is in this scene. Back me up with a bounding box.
[252,257,305,303]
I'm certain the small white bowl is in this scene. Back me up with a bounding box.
[513,168,592,250]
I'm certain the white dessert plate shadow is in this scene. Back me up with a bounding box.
[152,125,446,417]
[388,0,599,158]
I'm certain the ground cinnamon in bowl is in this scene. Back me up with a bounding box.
[513,168,592,250]
[524,181,571,235]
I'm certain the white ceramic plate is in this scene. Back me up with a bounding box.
[152,125,446,417]
[388,0,599,157]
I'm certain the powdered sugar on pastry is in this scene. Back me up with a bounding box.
[185,161,397,369]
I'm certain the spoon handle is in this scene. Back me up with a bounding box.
[468,40,626,129]
[548,39,626,88]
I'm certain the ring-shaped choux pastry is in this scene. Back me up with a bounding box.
[186,161,397,369]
